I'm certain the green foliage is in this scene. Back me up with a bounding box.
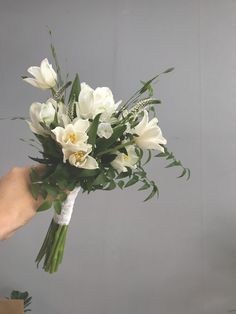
[10,290,32,312]
[48,29,63,87]
[68,73,81,104]
[96,125,127,154]
[155,146,190,180]
[87,114,101,147]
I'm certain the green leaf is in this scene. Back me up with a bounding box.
[59,191,67,202]
[143,150,152,166]
[118,180,125,189]
[68,73,80,104]
[93,172,109,186]
[37,201,52,212]
[54,200,62,214]
[163,67,175,73]
[138,181,150,191]
[30,168,40,183]
[96,125,127,153]
[144,183,159,202]
[45,185,58,197]
[75,168,100,178]
[49,29,63,86]
[177,168,186,178]
[31,183,40,200]
[186,168,191,180]
[105,180,116,190]
[87,113,101,147]
[165,160,181,168]
[117,168,132,179]
[125,175,139,188]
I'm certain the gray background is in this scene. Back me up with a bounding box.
[0,0,235,313]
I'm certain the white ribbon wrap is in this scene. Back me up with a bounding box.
[53,187,80,225]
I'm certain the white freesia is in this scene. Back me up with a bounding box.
[111,145,139,173]
[76,82,121,122]
[28,98,57,135]
[97,122,113,139]
[133,110,167,151]
[23,58,57,90]
[52,119,90,154]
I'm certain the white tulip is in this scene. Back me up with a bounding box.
[133,110,167,151]
[52,119,90,154]
[23,58,57,90]
[28,99,56,135]
[97,122,113,139]
[111,145,139,173]
[76,83,95,119]
[68,148,98,169]
[93,87,121,122]
[76,82,121,122]
[61,142,98,169]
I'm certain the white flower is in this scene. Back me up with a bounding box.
[23,58,57,90]
[93,87,121,122]
[97,122,113,139]
[111,145,139,173]
[133,110,167,151]
[28,99,56,135]
[52,119,90,152]
[61,142,98,169]
[76,82,121,122]
[76,83,95,119]
[67,146,98,169]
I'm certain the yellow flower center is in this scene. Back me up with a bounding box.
[66,132,78,144]
[73,151,86,162]
[123,154,129,161]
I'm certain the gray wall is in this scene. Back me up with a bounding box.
[0,0,235,313]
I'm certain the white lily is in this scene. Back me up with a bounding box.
[111,145,139,173]
[133,110,167,151]
[28,98,57,135]
[23,58,57,90]
[76,82,121,122]
[52,119,90,152]
[97,122,113,139]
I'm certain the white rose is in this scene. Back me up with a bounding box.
[23,58,57,90]
[133,110,167,151]
[111,145,139,173]
[28,99,56,135]
[97,123,113,139]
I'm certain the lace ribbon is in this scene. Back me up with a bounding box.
[53,187,80,225]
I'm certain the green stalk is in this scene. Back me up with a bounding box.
[35,219,69,273]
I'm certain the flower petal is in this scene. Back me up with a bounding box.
[40,58,57,87]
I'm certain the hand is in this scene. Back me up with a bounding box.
[0,165,44,240]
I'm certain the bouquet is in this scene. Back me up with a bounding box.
[20,44,189,273]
